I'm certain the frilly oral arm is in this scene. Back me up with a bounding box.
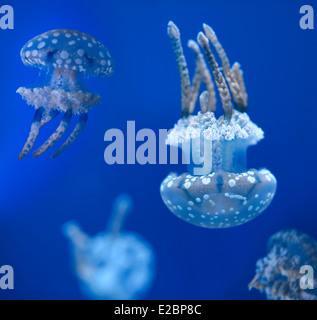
[187,40,216,113]
[33,109,73,157]
[18,107,45,160]
[167,21,191,116]
[51,113,88,158]
[203,24,248,113]
[197,32,233,121]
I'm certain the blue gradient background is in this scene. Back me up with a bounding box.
[0,0,316,300]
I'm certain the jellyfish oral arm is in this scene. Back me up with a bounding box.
[167,21,191,116]
[17,68,98,159]
[51,113,88,159]
[63,222,89,249]
[17,72,98,159]
[168,21,217,116]
[197,32,232,121]
[18,107,45,160]
[40,109,60,126]
[33,109,73,158]
[107,194,133,238]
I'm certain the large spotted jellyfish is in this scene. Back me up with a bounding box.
[249,229,317,300]
[160,22,277,228]
[17,29,114,159]
[63,194,155,300]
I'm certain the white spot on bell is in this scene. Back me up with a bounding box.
[229,179,236,187]
[60,51,69,59]
[248,176,256,184]
[77,49,85,57]
[184,182,191,189]
[37,42,46,49]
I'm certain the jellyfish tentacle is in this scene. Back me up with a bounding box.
[197,32,232,121]
[18,107,45,160]
[187,40,216,113]
[167,21,191,116]
[40,109,60,127]
[203,24,248,112]
[51,113,88,159]
[33,109,73,158]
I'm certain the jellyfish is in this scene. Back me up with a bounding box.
[63,194,155,300]
[249,229,317,300]
[160,22,277,228]
[17,29,114,159]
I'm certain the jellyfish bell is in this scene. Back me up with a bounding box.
[160,21,277,229]
[17,29,114,159]
[63,194,155,300]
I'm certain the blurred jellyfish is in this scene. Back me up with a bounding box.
[63,194,155,300]
[17,29,114,159]
[160,21,277,228]
[249,229,317,300]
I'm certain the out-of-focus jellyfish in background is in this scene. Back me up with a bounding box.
[160,21,277,228]
[249,229,317,300]
[17,29,114,159]
[63,194,155,300]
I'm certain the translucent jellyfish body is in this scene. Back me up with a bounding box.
[249,229,317,300]
[63,195,155,300]
[17,29,114,159]
[160,22,277,228]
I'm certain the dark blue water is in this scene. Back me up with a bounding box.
[0,0,316,299]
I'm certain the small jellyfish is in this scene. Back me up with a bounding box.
[249,229,317,300]
[160,22,277,228]
[63,194,155,300]
[17,29,114,159]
